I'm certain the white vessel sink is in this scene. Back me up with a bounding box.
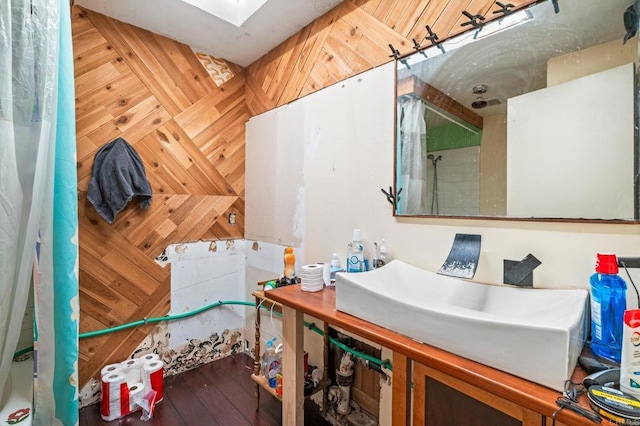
[335,260,588,391]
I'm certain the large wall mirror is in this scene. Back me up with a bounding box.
[395,0,639,221]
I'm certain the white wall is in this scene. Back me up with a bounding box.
[507,63,634,219]
[245,62,640,422]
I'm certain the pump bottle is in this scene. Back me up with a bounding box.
[590,253,627,363]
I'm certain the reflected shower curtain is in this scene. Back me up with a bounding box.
[398,97,427,214]
[0,0,79,424]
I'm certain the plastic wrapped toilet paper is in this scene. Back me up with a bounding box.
[100,363,122,377]
[121,358,143,385]
[100,372,128,421]
[142,360,165,402]
[138,353,160,363]
[128,382,145,412]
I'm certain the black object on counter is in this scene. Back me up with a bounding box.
[588,385,640,424]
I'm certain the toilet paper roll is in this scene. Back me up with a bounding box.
[322,263,331,286]
[100,363,123,378]
[142,360,165,403]
[101,372,128,421]
[128,382,145,412]
[137,353,160,363]
[121,359,143,385]
[122,358,140,368]
[301,264,322,271]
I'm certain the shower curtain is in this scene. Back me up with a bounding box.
[0,1,79,424]
[397,97,427,214]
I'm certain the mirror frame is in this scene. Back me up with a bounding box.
[392,0,640,224]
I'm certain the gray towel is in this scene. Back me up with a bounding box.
[87,137,152,224]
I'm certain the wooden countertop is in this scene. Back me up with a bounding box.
[265,284,599,426]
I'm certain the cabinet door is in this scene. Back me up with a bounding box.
[413,363,543,426]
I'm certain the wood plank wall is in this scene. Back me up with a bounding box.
[72,0,537,388]
[72,6,246,386]
[245,0,536,116]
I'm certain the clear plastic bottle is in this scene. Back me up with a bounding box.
[261,338,281,387]
[347,230,365,273]
[590,253,627,363]
[260,337,280,388]
[377,239,388,267]
[329,253,343,282]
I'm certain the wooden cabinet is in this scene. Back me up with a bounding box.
[263,284,592,426]
[252,289,330,410]
[413,362,545,426]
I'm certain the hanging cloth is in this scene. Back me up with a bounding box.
[398,97,427,214]
[87,137,153,224]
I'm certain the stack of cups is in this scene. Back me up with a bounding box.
[300,264,325,292]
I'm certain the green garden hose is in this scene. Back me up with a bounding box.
[14,299,392,371]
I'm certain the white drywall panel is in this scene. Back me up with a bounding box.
[507,63,634,219]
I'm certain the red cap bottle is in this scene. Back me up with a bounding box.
[595,253,619,274]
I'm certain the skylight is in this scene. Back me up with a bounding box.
[180,0,269,27]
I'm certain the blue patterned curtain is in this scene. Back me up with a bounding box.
[33,1,79,424]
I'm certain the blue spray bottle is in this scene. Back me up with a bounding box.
[590,253,627,363]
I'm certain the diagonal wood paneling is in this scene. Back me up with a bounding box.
[73,6,245,386]
[246,0,537,116]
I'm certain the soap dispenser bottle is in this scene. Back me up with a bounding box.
[379,240,388,265]
[589,253,627,363]
[373,239,388,268]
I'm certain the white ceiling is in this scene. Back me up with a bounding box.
[76,0,343,67]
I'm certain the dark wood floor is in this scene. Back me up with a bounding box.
[80,353,330,425]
